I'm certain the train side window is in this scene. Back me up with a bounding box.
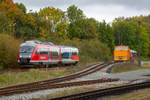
[36,48,49,55]
[72,52,77,56]
[62,52,70,59]
[51,51,59,59]
[40,51,48,55]
[122,47,128,50]
[115,47,121,50]
[36,49,40,54]
[36,50,40,54]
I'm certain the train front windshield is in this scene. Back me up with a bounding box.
[19,46,34,53]
[19,46,35,58]
[115,46,128,51]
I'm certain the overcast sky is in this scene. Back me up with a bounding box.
[13,0,150,22]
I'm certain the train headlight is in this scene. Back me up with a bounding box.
[19,55,22,58]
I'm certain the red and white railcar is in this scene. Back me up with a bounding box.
[18,40,79,67]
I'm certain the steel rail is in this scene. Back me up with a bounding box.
[0,62,115,97]
[49,81,150,100]
[0,78,119,96]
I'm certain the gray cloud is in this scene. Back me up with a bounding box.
[14,0,150,10]
[80,0,150,10]
[14,0,78,8]
[13,0,150,22]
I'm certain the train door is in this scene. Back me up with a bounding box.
[33,47,50,67]
[49,47,60,64]
[61,47,71,64]
[37,47,49,61]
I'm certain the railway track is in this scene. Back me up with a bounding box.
[0,78,119,96]
[49,80,150,100]
[0,62,115,97]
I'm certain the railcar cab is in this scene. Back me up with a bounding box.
[18,40,58,66]
[18,41,37,65]
[114,45,130,61]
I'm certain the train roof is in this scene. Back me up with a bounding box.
[20,41,78,52]
[57,45,77,49]
[20,40,54,47]
[41,42,54,45]
[115,45,128,47]
[20,42,37,47]
[26,40,41,44]
[130,50,137,53]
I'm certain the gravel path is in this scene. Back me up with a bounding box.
[110,69,150,81]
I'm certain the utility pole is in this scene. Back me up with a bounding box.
[138,21,142,66]
[138,21,141,57]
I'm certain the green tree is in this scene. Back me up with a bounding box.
[113,20,149,56]
[136,26,149,56]
[68,18,97,39]
[98,21,114,52]
[88,18,99,31]
[67,5,84,23]
[55,21,68,39]
[16,3,26,14]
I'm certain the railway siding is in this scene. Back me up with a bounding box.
[0,62,116,97]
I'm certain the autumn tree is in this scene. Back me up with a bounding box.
[0,0,25,37]
[15,12,38,39]
[0,11,10,33]
[39,7,68,38]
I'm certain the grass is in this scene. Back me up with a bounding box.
[111,62,141,73]
[0,68,69,87]
[108,88,150,100]
[111,60,150,74]
[0,62,97,87]
[141,61,150,69]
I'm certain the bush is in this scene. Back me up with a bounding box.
[60,39,111,62]
[104,56,113,62]
[0,34,22,68]
[0,65,4,70]
[138,56,150,61]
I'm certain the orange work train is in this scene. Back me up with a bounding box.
[114,45,136,61]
